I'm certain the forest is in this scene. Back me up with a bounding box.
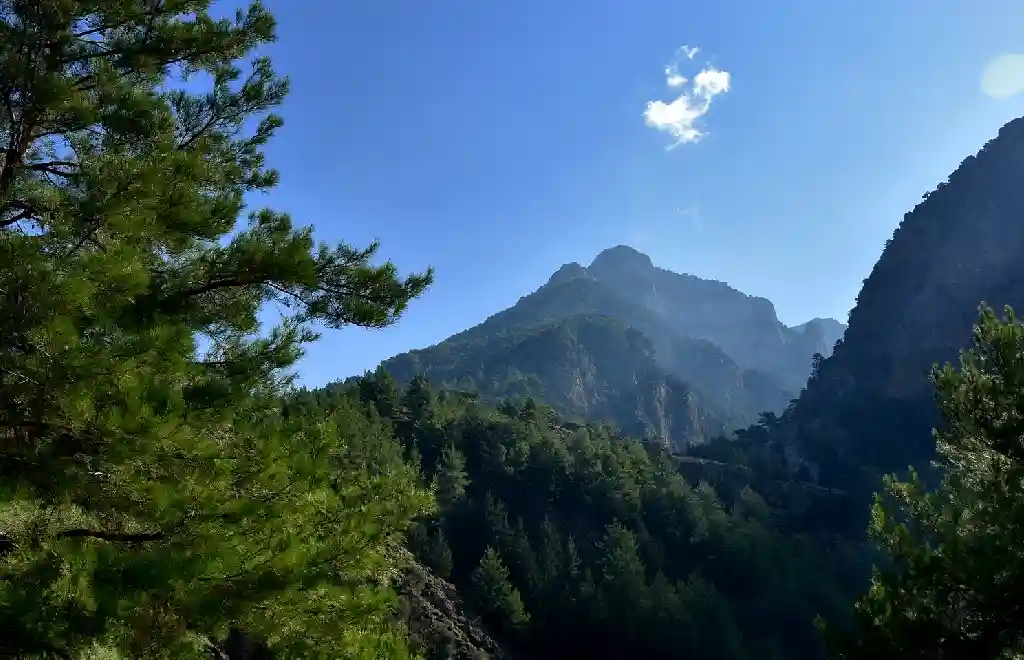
[2,2,1023,659]
[288,374,869,660]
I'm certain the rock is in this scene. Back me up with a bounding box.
[396,557,511,660]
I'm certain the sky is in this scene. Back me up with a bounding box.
[246,0,1024,387]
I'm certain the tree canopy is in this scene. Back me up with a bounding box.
[0,1,432,657]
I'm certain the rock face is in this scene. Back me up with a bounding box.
[387,314,725,448]
[777,116,1024,484]
[380,246,843,447]
[583,245,844,391]
[397,560,510,660]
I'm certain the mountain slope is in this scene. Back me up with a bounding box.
[317,374,866,660]
[583,245,846,391]
[751,115,1024,492]
[386,314,727,448]
[383,249,842,439]
[792,317,847,359]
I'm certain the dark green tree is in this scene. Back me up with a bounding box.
[471,546,531,633]
[503,517,541,604]
[424,527,455,580]
[357,365,403,420]
[826,305,1024,660]
[0,1,433,657]
[404,374,437,422]
[435,444,469,511]
[594,523,648,631]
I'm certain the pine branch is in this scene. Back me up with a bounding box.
[0,199,42,228]
[56,529,164,543]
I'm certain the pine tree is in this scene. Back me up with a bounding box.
[425,527,454,580]
[471,546,530,634]
[537,517,564,595]
[356,365,402,420]
[435,444,469,511]
[825,305,1024,660]
[594,523,648,631]
[505,517,541,604]
[0,1,433,657]
[398,375,443,469]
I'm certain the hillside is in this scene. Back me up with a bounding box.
[382,247,844,445]
[690,116,1024,513]
[791,116,1024,484]
[385,314,725,448]
[293,374,866,660]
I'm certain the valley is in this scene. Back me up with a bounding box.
[330,114,1024,659]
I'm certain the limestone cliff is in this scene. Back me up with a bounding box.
[780,116,1024,484]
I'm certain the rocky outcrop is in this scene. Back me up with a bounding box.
[397,560,510,660]
[386,314,725,448]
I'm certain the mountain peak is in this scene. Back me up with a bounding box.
[546,261,588,287]
[588,245,654,274]
[793,317,846,333]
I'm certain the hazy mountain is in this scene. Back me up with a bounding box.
[791,317,847,358]
[380,247,844,447]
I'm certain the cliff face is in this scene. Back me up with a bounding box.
[385,314,725,449]
[398,559,510,660]
[584,245,844,392]
[843,118,1024,397]
[784,116,1024,482]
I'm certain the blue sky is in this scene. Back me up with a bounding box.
[253,0,1024,387]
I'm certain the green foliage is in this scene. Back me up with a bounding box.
[470,547,530,633]
[0,1,432,657]
[435,445,469,510]
[341,372,865,660]
[417,525,454,580]
[825,305,1024,659]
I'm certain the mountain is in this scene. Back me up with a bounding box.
[389,314,727,447]
[322,117,1024,660]
[581,245,845,391]
[791,317,847,358]
[714,116,1024,500]
[381,246,844,447]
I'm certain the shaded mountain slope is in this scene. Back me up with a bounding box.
[745,115,1024,492]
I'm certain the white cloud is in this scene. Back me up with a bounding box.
[664,66,687,88]
[644,47,731,148]
[981,53,1024,100]
[678,45,700,60]
[693,68,730,97]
